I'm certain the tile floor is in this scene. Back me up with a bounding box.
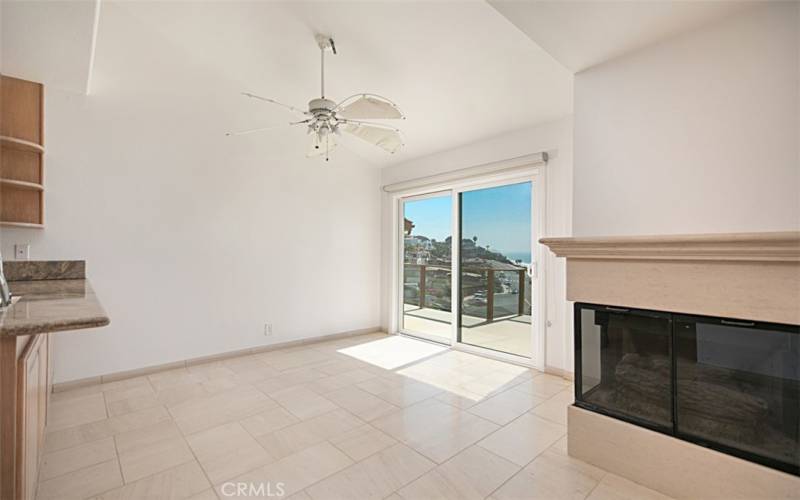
[38,333,674,500]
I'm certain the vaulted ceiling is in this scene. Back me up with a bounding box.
[1,1,572,167]
[1,1,760,167]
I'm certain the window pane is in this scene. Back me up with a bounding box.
[459,182,532,358]
[402,194,452,343]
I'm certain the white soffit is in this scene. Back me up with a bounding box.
[1,0,98,93]
[488,0,759,73]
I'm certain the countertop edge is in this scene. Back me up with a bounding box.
[0,279,111,337]
[5,316,111,337]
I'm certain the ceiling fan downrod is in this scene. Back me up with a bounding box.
[316,34,336,99]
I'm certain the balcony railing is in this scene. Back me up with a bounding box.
[404,262,529,322]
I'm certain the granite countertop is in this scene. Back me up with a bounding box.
[0,261,110,336]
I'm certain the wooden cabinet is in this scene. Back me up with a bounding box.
[0,333,50,500]
[17,334,48,500]
[0,75,45,228]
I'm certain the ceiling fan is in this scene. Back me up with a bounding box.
[226,34,405,161]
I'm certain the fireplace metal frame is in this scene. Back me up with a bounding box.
[574,303,674,435]
[574,302,800,477]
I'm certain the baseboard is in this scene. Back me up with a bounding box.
[544,365,574,380]
[53,326,384,392]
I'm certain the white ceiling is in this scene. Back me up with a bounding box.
[1,1,573,167]
[488,0,758,73]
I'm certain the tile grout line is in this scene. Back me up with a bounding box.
[582,474,608,500]
[116,424,197,487]
[35,439,115,486]
[324,419,394,463]
[212,406,371,494]
[112,436,124,486]
[472,396,566,459]
[37,457,121,500]
[403,431,525,498]
[40,344,343,492]
[300,441,435,500]
[183,373,302,485]
[181,428,217,495]
[41,412,190,493]
[88,459,200,500]
[75,437,127,499]
[482,427,575,499]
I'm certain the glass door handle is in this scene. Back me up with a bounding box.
[720,319,756,327]
[528,263,537,278]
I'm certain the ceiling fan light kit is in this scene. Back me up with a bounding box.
[227,34,405,162]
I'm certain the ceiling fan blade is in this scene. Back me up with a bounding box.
[336,94,404,120]
[307,132,338,159]
[241,92,309,116]
[225,119,309,137]
[342,123,404,154]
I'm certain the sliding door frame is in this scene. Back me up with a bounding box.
[397,190,455,345]
[390,164,547,369]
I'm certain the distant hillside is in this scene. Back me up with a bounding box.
[410,235,516,265]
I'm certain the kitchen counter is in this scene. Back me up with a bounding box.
[0,279,109,336]
[0,261,109,500]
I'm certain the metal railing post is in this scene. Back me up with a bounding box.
[419,265,426,308]
[486,269,494,322]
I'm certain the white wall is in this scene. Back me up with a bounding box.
[574,2,800,237]
[379,117,575,373]
[0,16,382,383]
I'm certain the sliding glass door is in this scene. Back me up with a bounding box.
[458,181,534,358]
[396,172,544,365]
[400,192,453,344]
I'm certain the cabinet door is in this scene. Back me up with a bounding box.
[16,335,43,500]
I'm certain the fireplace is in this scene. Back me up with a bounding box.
[575,303,800,476]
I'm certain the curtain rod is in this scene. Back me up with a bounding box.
[381,151,550,193]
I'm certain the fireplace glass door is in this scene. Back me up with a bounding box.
[576,304,673,430]
[674,315,800,473]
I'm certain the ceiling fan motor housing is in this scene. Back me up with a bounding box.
[308,98,337,117]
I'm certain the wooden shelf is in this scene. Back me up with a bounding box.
[0,136,44,154]
[1,75,44,228]
[0,222,44,229]
[0,179,43,191]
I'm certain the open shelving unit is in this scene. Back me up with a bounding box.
[0,75,45,229]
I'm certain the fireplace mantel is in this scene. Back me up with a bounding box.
[540,231,800,499]
[541,231,800,262]
[540,231,800,325]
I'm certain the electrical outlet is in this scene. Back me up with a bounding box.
[264,323,273,336]
[14,244,30,260]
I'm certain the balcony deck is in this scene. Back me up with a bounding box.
[403,304,532,357]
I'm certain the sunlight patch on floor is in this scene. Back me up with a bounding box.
[337,335,448,370]
[396,348,532,400]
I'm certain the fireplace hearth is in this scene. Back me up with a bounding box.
[575,303,800,476]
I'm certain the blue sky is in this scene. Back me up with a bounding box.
[404,182,531,255]
[404,195,452,242]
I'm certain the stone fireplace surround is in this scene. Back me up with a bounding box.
[540,232,800,499]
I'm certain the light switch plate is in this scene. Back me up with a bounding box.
[14,244,30,260]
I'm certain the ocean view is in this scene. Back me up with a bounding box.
[504,251,531,265]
